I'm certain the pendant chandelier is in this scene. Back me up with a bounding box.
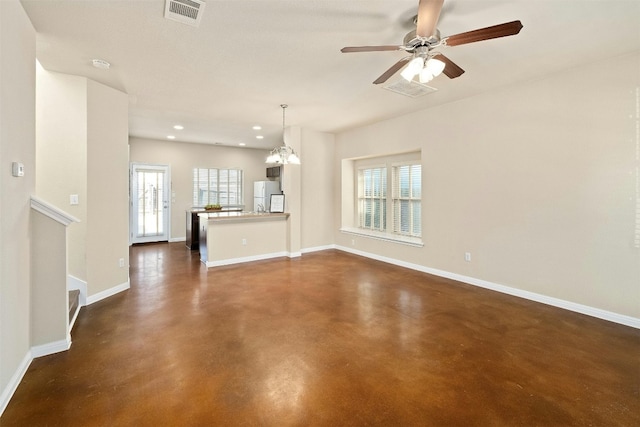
[266,104,300,165]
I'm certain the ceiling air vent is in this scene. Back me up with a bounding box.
[164,0,206,27]
[383,80,438,98]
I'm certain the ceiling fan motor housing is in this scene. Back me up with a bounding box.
[414,45,432,60]
[404,29,441,50]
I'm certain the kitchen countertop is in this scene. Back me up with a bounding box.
[198,211,289,222]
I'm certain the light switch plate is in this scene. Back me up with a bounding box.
[12,162,24,177]
[70,194,79,205]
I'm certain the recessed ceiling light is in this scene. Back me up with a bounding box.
[252,125,262,130]
[173,125,184,130]
[92,59,110,70]
[239,143,246,146]
[256,135,264,139]
[167,135,176,140]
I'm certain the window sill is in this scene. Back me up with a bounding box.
[340,227,424,248]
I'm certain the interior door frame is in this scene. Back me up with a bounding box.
[130,163,171,244]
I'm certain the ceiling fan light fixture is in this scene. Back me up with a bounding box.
[426,58,446,77]
[419,68,434,83]
[401,57,424,81]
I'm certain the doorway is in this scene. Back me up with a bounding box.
[130,163,170,244]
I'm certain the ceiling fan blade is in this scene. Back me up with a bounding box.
[444,20,523,47]
[434,53,465,79]
[416,0,444,38]
[341,45,402,53]
[373,57,411,85]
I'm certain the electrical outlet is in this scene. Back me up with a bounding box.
[119,258,125,268]
[351,239,355,246]
[242,238,247,246]
[464,252,472,262]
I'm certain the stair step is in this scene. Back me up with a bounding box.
[68,289,80,323]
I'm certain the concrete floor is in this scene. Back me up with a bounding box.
[2,243,639,426]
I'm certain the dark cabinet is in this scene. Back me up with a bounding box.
[266,166,280,178]
[186,210,201,250]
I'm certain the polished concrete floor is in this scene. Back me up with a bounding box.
[3,243,639,426]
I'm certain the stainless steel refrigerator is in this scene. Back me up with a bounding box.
[254,181,281,212]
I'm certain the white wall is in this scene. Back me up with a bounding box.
[0,0,35,413]
[35,70,129,298]
[35,69,87,280]
[129,137,275,241]
[86,79,130,296]
[30,211,67,348]
[282,126,302,254]
[301,129,335,250]
[335,51,640,320]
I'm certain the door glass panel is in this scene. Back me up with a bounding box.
[136,170,165,238]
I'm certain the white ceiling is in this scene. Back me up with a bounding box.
[20,0,640,149]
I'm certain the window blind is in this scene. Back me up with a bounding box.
[392,164,421,237]
[358,167,387,231]
[193,168,243,207]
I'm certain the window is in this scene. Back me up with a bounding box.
[392,163,421,237]
[193,168,243,207]
[345,153,422,246]
[358,167,387,231]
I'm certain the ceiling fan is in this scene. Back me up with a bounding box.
[341,0,523,85]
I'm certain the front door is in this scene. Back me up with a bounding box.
[130,163,170,244]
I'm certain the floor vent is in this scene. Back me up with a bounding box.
[383,80,438,98]
[164,0,206,27]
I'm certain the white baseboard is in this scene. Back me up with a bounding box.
[204,251,290,268]
[31,337,72,358]
[18,279,131,414]
[0,351,32,416]
[0,335,72,419]
[86,279,130,305]
[169,237,186,243]
[69,304,81,332]
[68,274,87,307]
[335,245,640,329]
[301,244,336,254]
[203,246,334,266]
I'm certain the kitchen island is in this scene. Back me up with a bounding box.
[198,211,290,267]
[186,207,243,250]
